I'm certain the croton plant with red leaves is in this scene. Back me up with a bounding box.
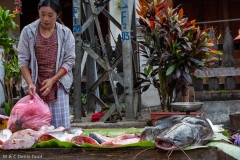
[134,0,222,111]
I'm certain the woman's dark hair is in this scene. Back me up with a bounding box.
[38,0,62,15]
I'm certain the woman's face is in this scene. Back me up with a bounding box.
[39,6,58,29]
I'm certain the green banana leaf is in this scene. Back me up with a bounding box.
[182,132,232,150]
[32,139,80,148]
[182,133,240,160]
[211,132,231,143]
[206,142,240,160]
[82,127,144,137]
[32,139,154,149]
[33,128,150,148]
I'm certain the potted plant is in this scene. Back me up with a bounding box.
[0,6,19,108]
[134,0,222,112]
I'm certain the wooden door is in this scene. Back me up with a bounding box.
[20,0,73,32]
[173,0,240,43]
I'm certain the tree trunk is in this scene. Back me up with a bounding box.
[158,69,167,112]
[181,85,189,102]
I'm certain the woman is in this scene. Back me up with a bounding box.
[18,0,75,128]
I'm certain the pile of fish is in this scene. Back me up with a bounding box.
[0,115,216,150]
[140,115,214,150]
[0,125,141,150]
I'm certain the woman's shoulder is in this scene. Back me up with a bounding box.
[56,23,74,40]
[21,19,39,35]
[56,22,72,33]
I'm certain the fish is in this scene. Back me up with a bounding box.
[140,115,185,141]
[71,136,100,146]
[2,134,35,150]
[38,134,57,142]
[101,134,140,146]
[1,130,37,150]
[38,125,55,132]
[11,129,45,141]
[89,132,114,144]
[63,127,83,135]
[38,127,83,142]
[140,115,214,150]
[0,129,12,145]
[1,129,46,150]
[206,119,224,133]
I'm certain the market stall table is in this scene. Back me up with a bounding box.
[0,147,235,160]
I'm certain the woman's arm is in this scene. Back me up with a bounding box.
[40,68,66,96]
[20,66,36,95]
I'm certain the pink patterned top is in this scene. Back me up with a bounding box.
[35,27,58,102]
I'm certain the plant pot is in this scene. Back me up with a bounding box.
[229,112,240,131]
[149,108,199,126]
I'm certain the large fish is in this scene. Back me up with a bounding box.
[11,129,45,141]
[89,132,114,144]
[140,115,214,150]
[83,132,140,146]
[2,134,36,150]
[71,136,100,146]
[140,115,185,141]
[38,127,83,142]
[1,129,40,150]
[101,134,140,146]
[1,129,46,150]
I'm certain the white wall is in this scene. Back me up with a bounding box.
[109,0,122,48]
[109,0,161,108]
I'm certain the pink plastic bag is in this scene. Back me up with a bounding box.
[7,94,52,132]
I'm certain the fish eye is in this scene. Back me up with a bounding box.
[12,139,16,144]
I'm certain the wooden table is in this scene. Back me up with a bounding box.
[0,147,235,160]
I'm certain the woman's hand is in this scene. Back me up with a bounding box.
[40,78,55,96]
[28,83,36,98]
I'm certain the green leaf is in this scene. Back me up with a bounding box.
[182,72,192,84]
[32,139,154,149]
[32,139,80,148]
[32,128,154,149]
[143,65,153,76]
[142,84,150,92]
[206,142,240,160]
[4,102,11,116]
[211,132,231,143]
[82,128,144,137]
[189,58,204,66]
[220,130,229,137]
[166,64,176,76]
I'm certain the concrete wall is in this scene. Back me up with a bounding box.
[203,101,240,127]
[141,101,240,129]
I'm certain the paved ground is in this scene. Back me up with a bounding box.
[70,109,152,129]
[70,117,151,129]
[71,120,148,129]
